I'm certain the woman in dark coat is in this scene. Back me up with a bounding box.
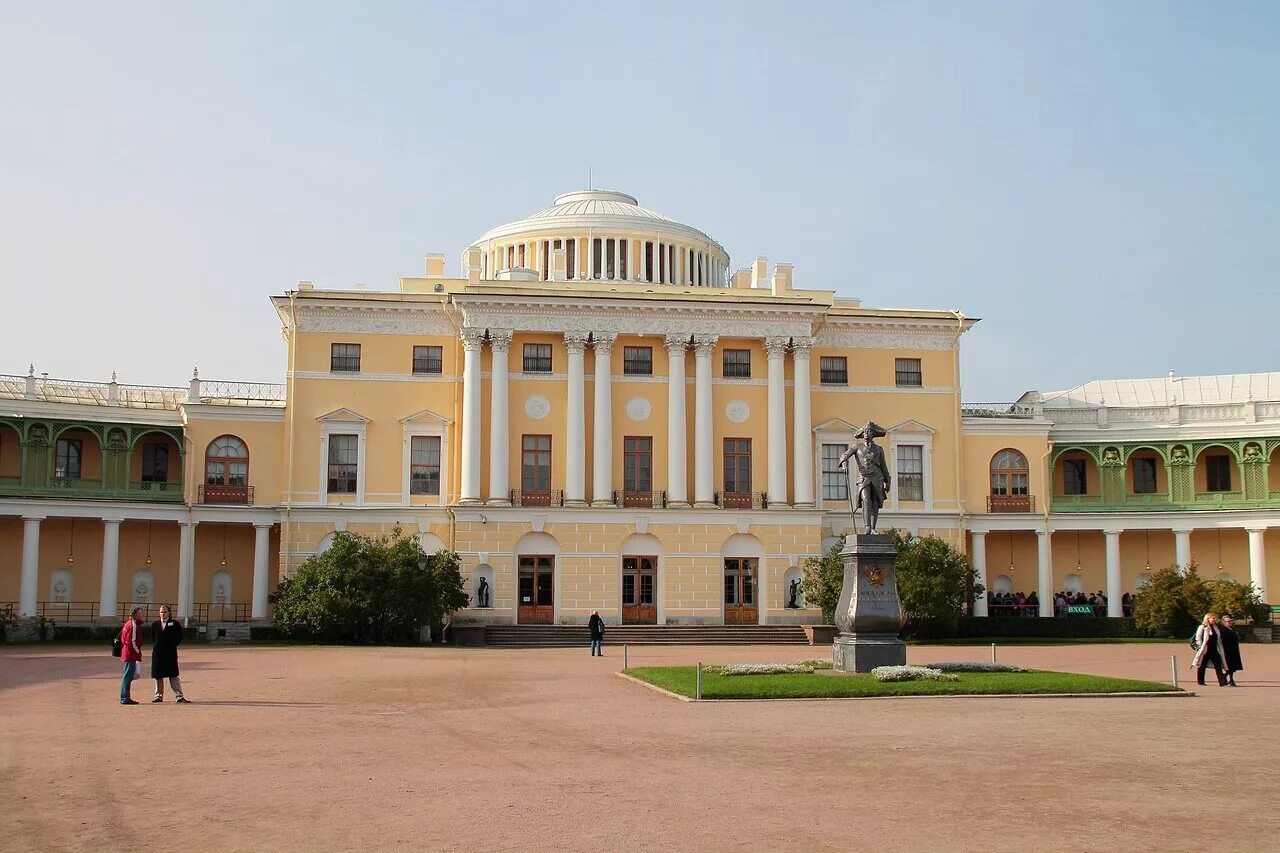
[151,604,189,703]
[588,610,605,657]
[1219,614,1244,687]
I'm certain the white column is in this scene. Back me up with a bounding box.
[1036,529,1053,617]
[252,523,272,618]
[791,338,814,508]
[693,335,717,507]
[659,242,667,283]
[487,330,513,505]
[697,251,704,285]
[459,328,484,504]
[588,238,597,279]
[99,518,122,618]
[565,332,588,505]
[592,334,616,506]
[607,238,615,280]
[665,335,689,507]
[971,531,989,617]
[577,237,587,279]
[177,520,196,619]
[19,515,43,617]
[1104,529,1123,617]
[1247,528,1267,601]
[1174,528,1192,573]
[765,337,789,507]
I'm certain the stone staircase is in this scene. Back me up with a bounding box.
[483,624,809,648]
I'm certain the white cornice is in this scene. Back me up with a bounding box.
[284,303,455,335]
[0,399,183,426]
[963,418,1053,437]
[183,404,285,423]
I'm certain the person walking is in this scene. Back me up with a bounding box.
[588,610,605,657]
[1219,614,1244,687]
[119,607,144,705]
[150,604,188,703]
[1190,612,1229,687]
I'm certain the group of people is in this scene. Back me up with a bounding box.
[1190,612,1246,687]
[1051,590,1111,615]
[988,591,1039,616]
[118,604,189,705]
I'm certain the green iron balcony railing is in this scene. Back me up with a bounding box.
[0,476,184,502]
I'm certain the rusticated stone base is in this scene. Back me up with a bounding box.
[832,632,906,673]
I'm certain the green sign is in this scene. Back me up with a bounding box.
[1066,605,1094,615]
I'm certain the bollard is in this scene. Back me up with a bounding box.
[991,643,997,665]
[623,644,628,671]
[1171,654,1179,689]
[696,661,702,701]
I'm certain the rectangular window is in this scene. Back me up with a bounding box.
[1132,458,1157,494]
[55,438,82,480]
[1206,454,1231,492]
[821,443,848,501]
[895,358,922,387]
[1063,459,1088,495]
[897,445,924,501]
[521,435,552,494]
[327,434,358,494]
[330,343,361,372]
[523,343,552,373]
[820,356,848,385]
[623,346,653,376]
[141,444,169,483]
[623,436,653,495]
[722,349,751,378]
[410,436,441,495]
[412,345,443,375]
[723,438,752,494]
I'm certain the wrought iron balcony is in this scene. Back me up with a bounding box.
[987,494,1036,513]
[191,602,254,622]
[509,489,564,508]
[0,476,184,502]
[614,490,667,509]
[715,491,769,510]
[197,484,254,505]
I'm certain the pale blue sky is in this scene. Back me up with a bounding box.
[2,1,1276,400]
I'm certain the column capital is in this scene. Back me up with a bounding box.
[1245,527,1266,535]
[591,333,617,354]
[253,522,275,530]
[1103,528,1124,538]
[178,519,199,528]
[460,328,485,351]
[564,331,589,353]
[22,514,46,523]
[664,334,689,355]
[970,529,988,540]
[763,336,790,358]
[101,517,125,526]
[488,329,513,351]
[692,335,718,355]
[790,336,815,356]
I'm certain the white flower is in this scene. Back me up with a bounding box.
[924,662,1026,673]
[870,665,959,682]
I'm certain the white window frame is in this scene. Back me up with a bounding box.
[812,419,858,512]
[400,409,452,507]
[888,422,934,511]
[318,409,369,507]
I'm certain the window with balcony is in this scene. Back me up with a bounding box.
[623,436,653,503]
[1206,454,1231,492]
[1063,459,1088,495]
[722,349,751,378]
[820,356,848,385]
[55,438,82,481]
[204,435,250,503]
[141,444,169,483]
[723,438,752,504]
[1132,457,1158,494]
[521,435,552,498]
[523,344,552,373]
[821,443,848,501]
[412,345,443,375]
[327,434,359,494]
[623,346,653,376]
[330,343,361,372]
[989,449,1030,512]
[895,358,922,387]
[896,445,924,501]
[410,436,441,495]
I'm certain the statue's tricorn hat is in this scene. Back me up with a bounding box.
[854,421,887,440]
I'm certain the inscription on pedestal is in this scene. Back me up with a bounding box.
[832,534,906,673]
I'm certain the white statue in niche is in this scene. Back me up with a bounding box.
[214,582,228,604]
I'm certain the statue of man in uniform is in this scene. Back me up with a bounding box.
[839,422,891,535]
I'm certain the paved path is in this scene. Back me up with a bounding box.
[2,642,1277,851]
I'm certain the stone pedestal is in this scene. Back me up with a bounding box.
[832,534,905,673]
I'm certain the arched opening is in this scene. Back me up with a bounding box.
[472,564,494,609]
[1194,444,1240,496]
[1054,450,1097,501]
[203,435,250,504]
[316,532,337,555]
[721,533,764,625]
[514,532,558,625]
[0,422,21,484]
[51,426,102,489]
[991,574,1013,595]
[989,448,1031,512]
[130,431,182,493]
[783,566,805,609]
[1125,447,1165,497]
[1270,444,1280,495]
[620,532,663,625]
[417,532,447,556]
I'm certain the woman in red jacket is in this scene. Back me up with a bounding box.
[119,607,144,705]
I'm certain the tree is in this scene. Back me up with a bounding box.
[891,530,982,636]
[271,528,469,643]
[1132,564,1211,634]
[1209,577,1270,624]
[801,536,845,623]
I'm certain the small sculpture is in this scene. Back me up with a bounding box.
[477,576,490,608]
[1244,443,1263,462]
[839,422,891,535]
[787,577,801,609]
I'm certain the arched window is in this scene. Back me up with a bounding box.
[204,436,249,503]
[989,449,1031,512]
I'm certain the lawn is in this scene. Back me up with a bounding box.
[625,666,1180,700]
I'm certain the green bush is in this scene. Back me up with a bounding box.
[1133,563,1267,633]
[800,536,844,623]
[911,615,1157,641]
[893,530,983,636]
[270,528,469,643]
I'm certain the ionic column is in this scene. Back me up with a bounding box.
[592,334,616,506]
[1248,528,1267,602]
[252,523,272,618]
[765,337,789,507]
[1174,528,1192,574]
[971,531,989,617]
[658,242,666,283]
[487,330,513,505]
[607,238,615,280]
[577,237,587,279]
[177,520,197,619]
[791,338,814,508]
[693,336,717,507]
[665,335,689,507]
[565,332,588,505]
[1104,529,1123,617]
[1036,529,1053,617]
[459,328,485,504]
[99,518,122,618]
[19,515,43,617]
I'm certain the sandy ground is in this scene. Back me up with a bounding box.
[2,640,1277,852]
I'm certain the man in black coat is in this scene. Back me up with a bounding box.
[588,610,605,657]
[1220,614,1244,687]
[151,604,189,703]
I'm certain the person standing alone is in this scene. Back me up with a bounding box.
[151,604,188,703]
[1219,614,1244,687]
[119,607,144,705]
[588,610,605,657]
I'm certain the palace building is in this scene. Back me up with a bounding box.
[1,190,1276,629]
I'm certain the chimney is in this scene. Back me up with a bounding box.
[463,247,483,285]
[770,263,793,296]
[731,269,752,289]
[551,248,567,282]
[424,253,446,277]
[750,257,768,289]
[297,281,314,291]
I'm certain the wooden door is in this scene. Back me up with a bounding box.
[517,555,554,624]
[621,556,657,624]
[723,558,758,624]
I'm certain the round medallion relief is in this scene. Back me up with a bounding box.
[626,397,651,422]
[725,399,750,423]
[524,394,551,420]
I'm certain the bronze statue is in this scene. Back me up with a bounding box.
[839,421,891,535]
[787,577,801,608]
[477,576,490,608]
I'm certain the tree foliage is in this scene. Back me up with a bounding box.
[801,536,845,623]
[271,529,470,643]
[892,530,982,634]
[1133,563,1267,633]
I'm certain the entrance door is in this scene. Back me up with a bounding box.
[621,556,657,624]
[517,555,554,624]
[723,558,758,624]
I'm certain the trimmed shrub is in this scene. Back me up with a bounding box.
[704,663,816,676]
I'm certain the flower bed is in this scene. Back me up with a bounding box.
[703,663,816,676]
[870,665,958,683]
[924,662,1027,673]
